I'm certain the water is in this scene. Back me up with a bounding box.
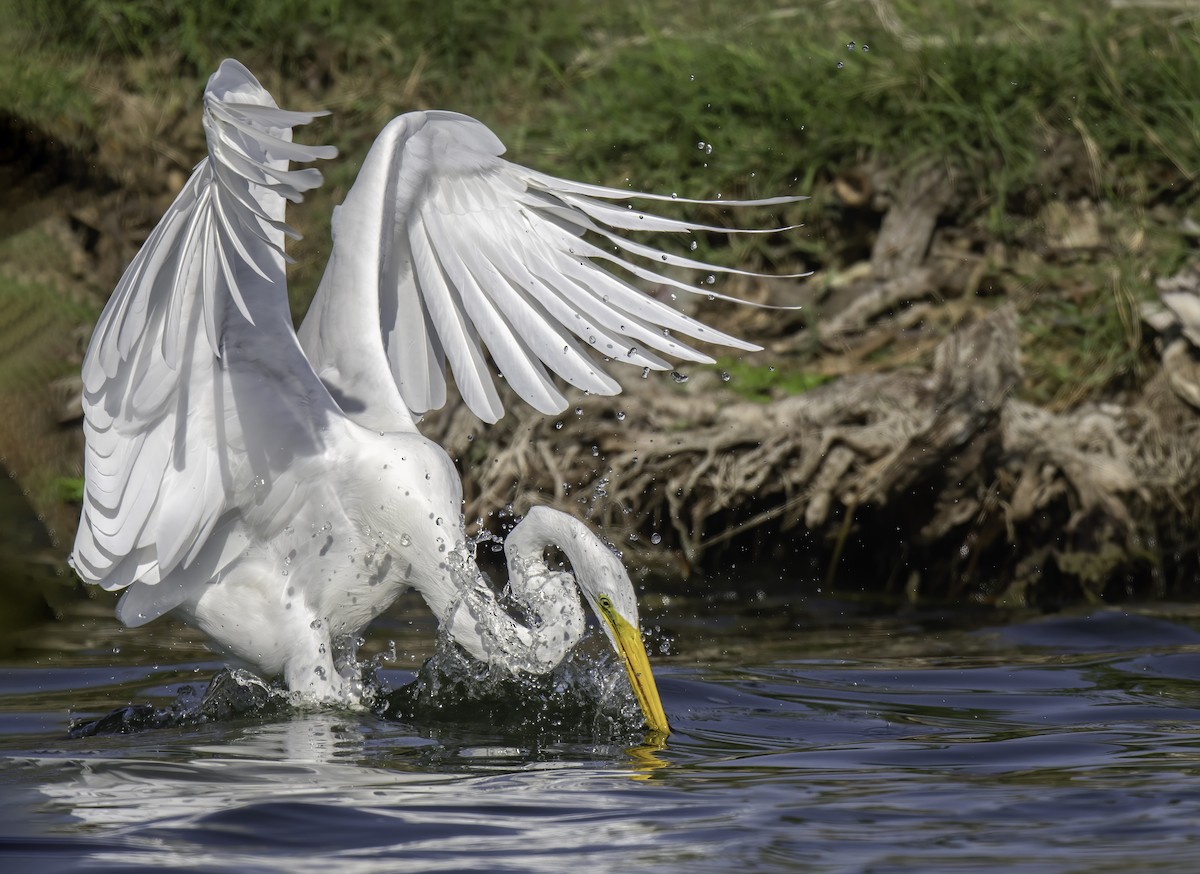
[4,593,1200,872]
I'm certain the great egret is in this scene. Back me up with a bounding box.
[69,59,800,734]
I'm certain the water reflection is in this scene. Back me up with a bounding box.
[30,712,672,872]
[6,606,1200,871]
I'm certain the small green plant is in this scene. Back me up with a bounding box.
[715,357,830,403]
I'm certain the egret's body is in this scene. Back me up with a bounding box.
[69,60,799,731]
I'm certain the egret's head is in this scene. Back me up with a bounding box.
[587,586,670,737]
[511,507,670,735]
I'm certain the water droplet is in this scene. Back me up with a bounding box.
[862,44,870,52]
[310,619,323,630]
[641,367,650,379]
[720,371,731,382]
[616,411,626,421]
[705,275,716,285]
[591,445,600,457]
[651,533,662,545]
[400,532,411,547]
[697,140,706,150]
[671,371,689,384]
[575,407,583,416]
[847,41,856,51]
[555,421,563,430]
[836,61,845,69]
[690,240,698,251]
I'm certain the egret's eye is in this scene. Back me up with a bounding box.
[598,594,613,610]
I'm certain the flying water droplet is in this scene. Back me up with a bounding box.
[616,411,626,421]
[690,240,698,250]
[671,371,689,384]
[650,533,662,545]
[721,371,731,382]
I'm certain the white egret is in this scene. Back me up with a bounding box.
[69,59,800,733]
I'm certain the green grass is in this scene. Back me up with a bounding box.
[714,357,830,403]
[8,1,1198,204]
[2,0,1198,398]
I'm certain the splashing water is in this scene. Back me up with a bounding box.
[378,630,646,742]
[69,546,646,743]
[68,669,292,737]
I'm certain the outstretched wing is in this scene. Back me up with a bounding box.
[298,110,804,428]
[70,59,338,623]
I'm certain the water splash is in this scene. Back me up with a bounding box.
[378,631,647,742]
[68,668,291,737]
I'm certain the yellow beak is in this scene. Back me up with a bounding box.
[597,596,670,735]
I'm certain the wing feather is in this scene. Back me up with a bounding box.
[300,109,803,426]
[70,59,338,621]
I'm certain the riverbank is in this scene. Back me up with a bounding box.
[1,0,1198,610]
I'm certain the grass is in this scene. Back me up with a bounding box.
[7,1,1198,198]
[714,357,831,403]
[1,0,1198,396]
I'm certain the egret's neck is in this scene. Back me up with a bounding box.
[440,546,585,674]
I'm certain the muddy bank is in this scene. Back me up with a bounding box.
[425,304,1200,607]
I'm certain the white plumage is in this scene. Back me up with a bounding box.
[69,59,800,728]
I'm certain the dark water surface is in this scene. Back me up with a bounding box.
[4,595,1200,873]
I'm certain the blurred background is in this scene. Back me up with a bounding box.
[2,0,1199,631]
